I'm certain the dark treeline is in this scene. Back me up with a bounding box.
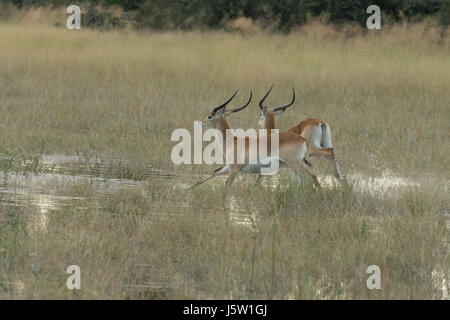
[3,0,450,30]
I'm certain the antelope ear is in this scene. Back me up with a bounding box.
[274,109,285,119]
[216,107,227,118]
[260,107,268,118]
[224,107,236,117]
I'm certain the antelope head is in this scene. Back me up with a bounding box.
[258,85,295,129]
[201,89,253,129]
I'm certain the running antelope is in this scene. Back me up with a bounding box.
[191,90,321,189]
[258,85,342,179]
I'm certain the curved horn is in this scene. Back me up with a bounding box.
[229,90,252,113]
[259,85,273,110]
[211,89,239,114]
[272,87,295,112]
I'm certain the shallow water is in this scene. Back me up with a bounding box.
[1,154,447,245]
[1,154,448,298]
[0,154,446,226]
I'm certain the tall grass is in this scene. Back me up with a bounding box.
[0,20,449,179]
[0,19,449,299]
[0,174,448,299]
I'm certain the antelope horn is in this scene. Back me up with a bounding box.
[229,90,252,113]
[211,89,239,114]
[259,85,273,110]
[272,87,295,112]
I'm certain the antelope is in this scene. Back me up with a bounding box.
[258,85,342,179]
[191,90,321,189]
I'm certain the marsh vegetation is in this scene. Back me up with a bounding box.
[0,19,449,299]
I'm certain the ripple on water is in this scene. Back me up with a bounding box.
[1,155,448,233]
[1,155,448,299]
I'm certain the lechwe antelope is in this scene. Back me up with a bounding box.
[258,85,342,179]
[191,90,321,189]
[190,90,288,188]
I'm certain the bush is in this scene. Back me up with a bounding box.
[83,3,128,29]
[2,0,449,30]
[440,0,450,25]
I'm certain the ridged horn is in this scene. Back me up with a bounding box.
[229,90,252,113]
[258,85,273,110]
[272,87,295,112]
[211,89,239,115]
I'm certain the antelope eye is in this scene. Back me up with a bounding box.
[208,115,212,119]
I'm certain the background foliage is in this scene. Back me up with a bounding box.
[1,0,449,30]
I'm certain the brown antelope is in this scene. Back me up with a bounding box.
[258,85,342,179]
[192,90,322,189]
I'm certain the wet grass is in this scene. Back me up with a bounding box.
[0,175,448,299]
[0,150,42,174]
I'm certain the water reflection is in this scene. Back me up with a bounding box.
[0,154,448,299]
[0,155,446,232]
[227,195,258,228]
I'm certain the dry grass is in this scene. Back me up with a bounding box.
[0,18,449,299]
[0,20,449,178]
